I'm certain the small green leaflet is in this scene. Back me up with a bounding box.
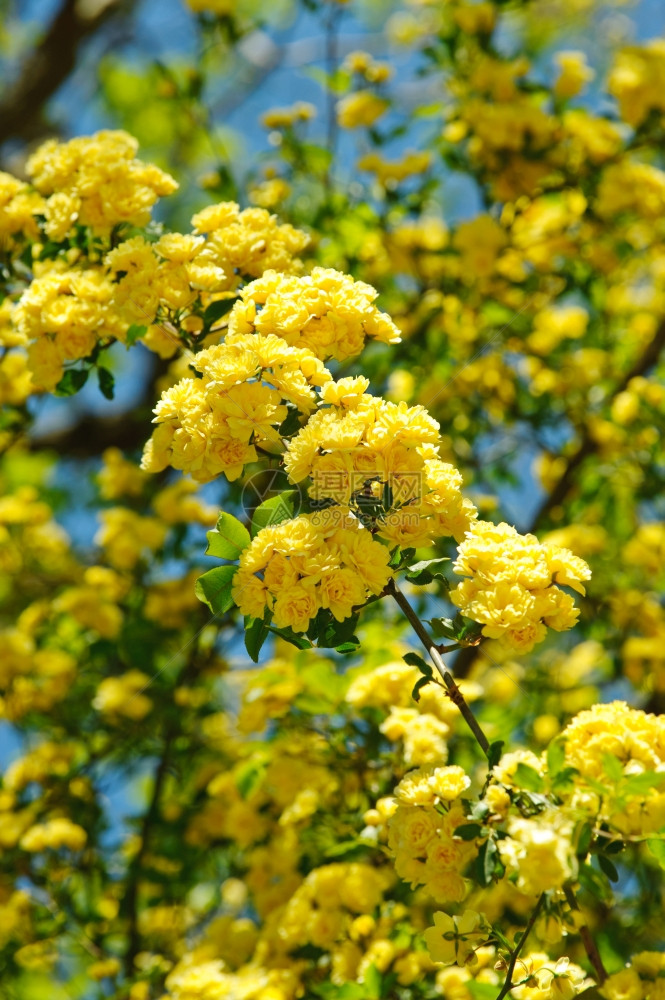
[647,839,665,869]
[244,614,272,663]
[97,366,115,400]
[194,565,237,614]
[55,368,88,396]
[205,511,251,560]
[404,557,450,585]
[203,298,234,326]
[125,323,147,346]
[251,490,301,537]
[546,739,566,778]
[403,651,432,676]
[513,763,545,793]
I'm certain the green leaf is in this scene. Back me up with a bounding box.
[251,490,300,536]
[454,823,482,841]
[546,739,566,778]
[468,984,502,1000]
[575,821,594,858]
[235,759,265,799]
[362,964,381,1000]
[97,366,115,400]
[244,614,271,663]
[325,839,365,859]
[551,766,579,794]
[405,557,450,585]
[514,763,545,793]
[203,298,234,325]
[601,754,623,782]
[125,323,147,346]
[427,617,458,640]
[335,641,360,655]
[55,368,89,396]
[481,837,504,885]
[487,741,505,770]
[621,771,665,797]
[279,406,303,437]
[647,839,665,869]
[412,676,432,702]
[578,862,612,903]
[194,565,237,614]
[268,625,312,650]
[206,511,251,560]
[403,651,432,677]
[315,612,359,650]
[597,854,619,883]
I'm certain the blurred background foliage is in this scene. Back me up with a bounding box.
[1,0,665,996]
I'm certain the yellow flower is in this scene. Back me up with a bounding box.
[423,910,486,966]
[336,91,389,129]
[600,969,645,1000]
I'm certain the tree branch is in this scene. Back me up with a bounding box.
[495,894,546,1000]
[563,885,608,984]
[122,735,173,978]
[527,316,665,533]
[0,0,125,147]
[387,579,491,758]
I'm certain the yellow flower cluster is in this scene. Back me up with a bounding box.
[20,817,87,853]
[277,861,394,950]
[227,268,400,362]
[284,378,477,546]
[93,669,153,721]
[561,701,665,835]
[94,508,166,570]
[0,351,33,407]
[595,159,665,220]
[190,200,309,279]
[13,265,126,390]
[25,130,177,239]
[106,234,213,330]
[337,91,389,129]
[358,150,432,188]
[261,101,316,129]
[53,565,127,639]
[232,512,393,631]
[423,910,488,966]
[0,172,43,246]
[105,206,309,351]
[0,628,76,721]
[498,810,577,895]
[142,333,331,483]
[608,39,665,126]
[387,765,478,903]
[450,521,591,652]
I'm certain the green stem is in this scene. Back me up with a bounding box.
[495,894,546,1000]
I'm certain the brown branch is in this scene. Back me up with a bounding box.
[0,0,125,146]
[122,734,173,978]
[563,885,608,984]
[527,316,665,533]
[387,579,491,758]
[495,894,546,1000]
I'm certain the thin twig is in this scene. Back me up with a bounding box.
[563,885,608,984]
[123,734,173,977]
[495,894,546,1000]
[387,579,491,758]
